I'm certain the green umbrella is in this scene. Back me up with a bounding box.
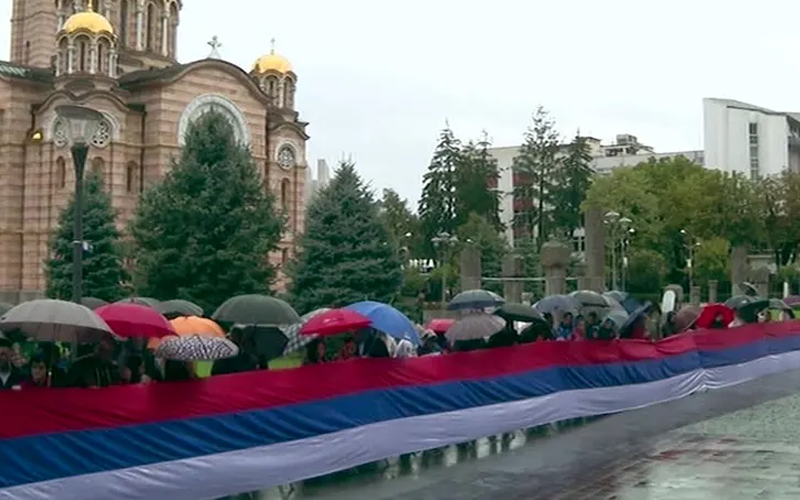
[495,303,544,323]
[212,294,300,325]
[156,299,204,319]
[80,297,107,310]
[736,298,770,323]
[725,295,756,310]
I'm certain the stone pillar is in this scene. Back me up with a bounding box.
[459,245,481,292]
[583,207,606,292]
[690,286,701,306]
[136,6,144,50]
[575,262,589,291]
[502,254,523,303]
[708,280,719,304]
[731,245,749,296]
[541,240,571,296]
[749,266,770,298]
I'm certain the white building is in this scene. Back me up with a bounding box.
[703,97,800,179]
[489,135,702,246]
[305,159,332,203]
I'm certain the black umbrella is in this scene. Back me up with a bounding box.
[619,302,654,339]
[80,297,107,310]
[212,294,300,325]
[533,295,580,316]
[495,303,544,323]
[240,324,290,361]
[736,298,771,323]
[115,297,160,308]
[447,289,505,311]
[157,299,204,319]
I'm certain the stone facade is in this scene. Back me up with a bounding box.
[0,0,308,302]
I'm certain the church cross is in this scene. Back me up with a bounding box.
[207,36,222,59]
[270,38,276,54]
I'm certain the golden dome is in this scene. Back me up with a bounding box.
[63,2,114,35]
[252,52,293,74]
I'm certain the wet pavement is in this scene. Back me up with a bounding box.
[251,367,800,500]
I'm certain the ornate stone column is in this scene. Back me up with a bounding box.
[136,3,144,50]
[708,280,718,304]
[89,41,97,74]
[459,245,482,292]
[161,13,170,56]
[54,51,62,77]
[731,245,749,296]
[541,240,570,296]
[502,254,523,304]
[67,41,75,74]
[109,49,117,77]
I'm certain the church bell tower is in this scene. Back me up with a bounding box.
[9,0,59,67]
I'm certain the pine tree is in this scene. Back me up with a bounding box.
[289,161,402,313]
[418,125,462,258]
[551,132,594,240]
[457,131,502,231]
[45,170,128,301]
[129,111,285,312]
[512,107,561,249]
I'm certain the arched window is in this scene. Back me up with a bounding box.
[169,2,179,58]
[97,42,104,74]
[56,157,67,189]
[58,38,68,74]
[281,248,289,265]
[267,76,278,104]
[283,79,295,109]
[91,157,105,183]
[145,3,154,50]
[280,179,290,208]
[77,36,89,72]
[126,162,136,193]
[119,0,128,45]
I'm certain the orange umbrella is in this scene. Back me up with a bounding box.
[148,316,225,349]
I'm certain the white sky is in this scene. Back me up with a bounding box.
[3,0,800,207]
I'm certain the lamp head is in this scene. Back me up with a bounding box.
[55,105,104,146]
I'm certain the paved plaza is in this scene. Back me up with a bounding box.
[282,368,800,500]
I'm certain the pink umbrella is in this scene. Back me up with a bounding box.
[299,308,372,337]
[96,303,176,339]
[426,318,455,334]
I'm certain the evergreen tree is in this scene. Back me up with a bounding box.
[457,131,502,231]
[45,170,128,301]
[511,107,561,249]
[418,125,462,258]
[551,132,594,240]
[378,188,419,256]
[129,111,285,312]
[289,161,402,313]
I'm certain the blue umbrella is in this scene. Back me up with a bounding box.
[345,301,421,346]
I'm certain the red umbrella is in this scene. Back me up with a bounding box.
[426,318,455,334]
[694,303,735,329]
[95,303,176,339]
[298,308,372,337]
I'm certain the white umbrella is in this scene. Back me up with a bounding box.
[155,334,239,361]
[0,299,115,343]
[445,314,506,343]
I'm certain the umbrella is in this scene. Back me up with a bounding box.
[725,295,757,310]
[0,302,13,317]
[673,306,701,333]
[619,302,654,339]
[426,318,455,334]
[156,299,204,319]
[212,294,300,325]
[447,289,505,311]
[603,291,627,303]
[148,316,225,349]
[345,301,421,346]
[115,297,160,308]
[741,282,759,296]
[694,303,735,329]
[299,308,372,337]
[495,303,544,323]
[769,298,792,312]
[603,309,629,329]
[736,298,771,323]
[445,314,505,343]
[0,299,115,343]
[96,303,176,339]
[154,335,238,361]
[282,308,330,355]
[80,297,107,310]
[604,291,642,314]
[569,290,611,308]
[533,295,580,316]
[784,295,800,307]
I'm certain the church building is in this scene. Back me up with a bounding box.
[0,0,309,302]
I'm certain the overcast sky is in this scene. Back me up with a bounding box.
[2,0,800,207]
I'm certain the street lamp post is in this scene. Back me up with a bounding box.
[680,229,700,292]
[55,105,105,304]
[604,211,632,291]
[432,232,458,310]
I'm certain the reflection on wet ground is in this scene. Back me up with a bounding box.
[225,368,800,500]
